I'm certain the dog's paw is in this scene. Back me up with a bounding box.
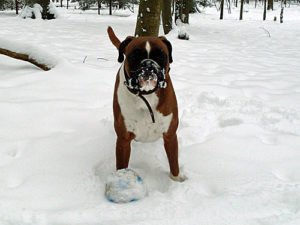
[170,173,187,182]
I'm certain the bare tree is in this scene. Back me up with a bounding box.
[162,0,172,35]
[16,0,19,14]
[175,0,193,24]
[240,0,244,20]
[220,0,225,19]
[135,0,162,37]
[263,0,267,20]
[267,0,273,10]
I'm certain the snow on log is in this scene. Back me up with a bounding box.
[0,38,59,71]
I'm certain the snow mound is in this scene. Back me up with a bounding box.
[48,1,60,19]
[0,37,61,69]
[105,169,147,203]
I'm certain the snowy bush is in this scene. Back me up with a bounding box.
[20,5,35,19]
[48,1,59,19]
[0,0,14,10]
[33,3,42,19]
[20,2,58,19]
[20,4,42,19]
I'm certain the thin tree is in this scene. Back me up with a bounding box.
[280,7,284,23]
[240,0,244,20]
[109,0,112,15]
[220,0,224,20]
[267,0,273,10]
[97,0,101,15]
[162,0,172,35]
[15,0,19,14]
[135,0,162,37]
[263,0,267,20]
[175,0,192,24]
[37,0,50,19]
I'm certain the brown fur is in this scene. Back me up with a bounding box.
[107,26,121,49]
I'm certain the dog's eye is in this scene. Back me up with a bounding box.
[128,49,147,65]
[150,49,167,67]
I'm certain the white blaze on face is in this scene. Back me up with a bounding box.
[139,41,157,92]
[145,41,151,58]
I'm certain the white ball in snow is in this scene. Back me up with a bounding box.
[105,168,147,203]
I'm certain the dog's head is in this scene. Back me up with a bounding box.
[107,27,173,94]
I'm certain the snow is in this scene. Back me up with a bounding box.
[19,4,43,19]
[1,3,300,225]
[19,6,34,19]
[32,4,42,19]
[0,37,61,69]
[48,2,60,19]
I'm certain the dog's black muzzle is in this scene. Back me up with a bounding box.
[124,59,167,95]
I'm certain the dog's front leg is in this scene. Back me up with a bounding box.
[163,134,182,180]
[116,134,134,170]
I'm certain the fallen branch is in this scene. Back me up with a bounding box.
[259,27,271,38]
[0,48,51,71]
[0,38,59,71]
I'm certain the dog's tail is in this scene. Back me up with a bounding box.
[107,26,121,50]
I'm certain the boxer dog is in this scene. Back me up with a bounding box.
[107,27,184,182]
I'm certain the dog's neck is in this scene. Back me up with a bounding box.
[119,63,157,123]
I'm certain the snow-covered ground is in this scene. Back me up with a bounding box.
[1,4,300,225]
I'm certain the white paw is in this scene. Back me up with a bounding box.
[170,173,187,182]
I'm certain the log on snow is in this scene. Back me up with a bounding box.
[0,47,51,71]
[0,38,59,71]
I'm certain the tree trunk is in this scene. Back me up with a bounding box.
[37,0,50,19]
[182,0,192,24]
[15,0,19,14]
[98,0,101,15]
[175,0,192,24]
[135,0,162,37]
[280,7,284,23]
[267,0,273,10]
[109,0,112,15]
[162,0,172,35]
[263,0,267,20]
[240,0,244,20]
[220,0,224,20]
[175,0,182,24]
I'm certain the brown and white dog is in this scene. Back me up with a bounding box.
[107,27,184,182]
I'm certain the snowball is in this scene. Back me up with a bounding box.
[105,169,147,203]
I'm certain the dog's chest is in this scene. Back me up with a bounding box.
[117,70,172,142]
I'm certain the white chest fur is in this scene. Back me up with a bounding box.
[117,65,173,142]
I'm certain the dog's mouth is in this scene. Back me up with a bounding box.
[125,59,167,95]
[137,68,158,92]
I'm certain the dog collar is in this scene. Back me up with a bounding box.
[122,63,168,123]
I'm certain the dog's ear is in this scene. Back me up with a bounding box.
[118,36,135,63]
[107,26,121,49]
[159,36,173,64]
